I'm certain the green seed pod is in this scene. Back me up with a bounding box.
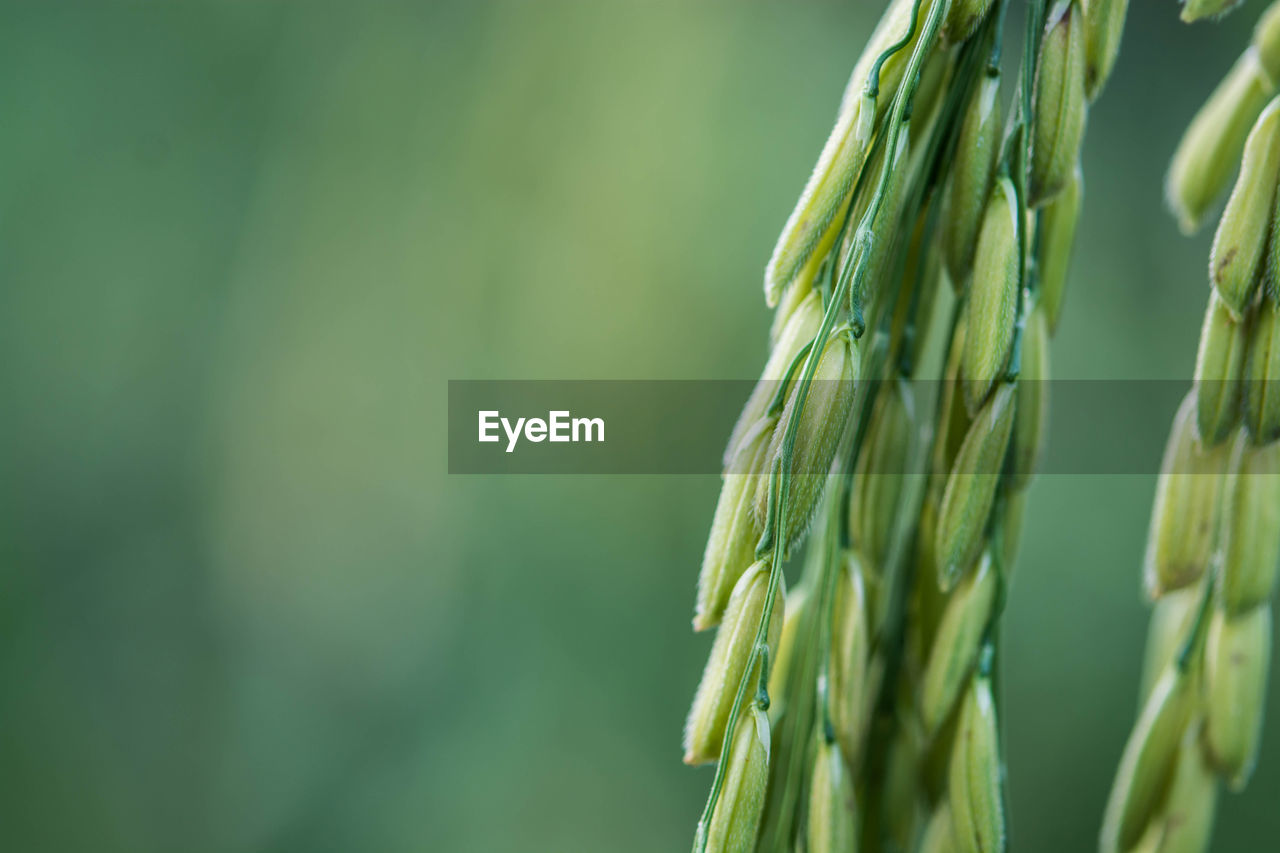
[948,676,1005,853]
[806,736,858,853]
[1221,441,1280,612]
[1244,290,1280,443]
[1193,292,1248,446]
[919,799,958,853]
[944,0,995,44]
[1144,393,1232,598]
[701,704,772,852]
[1181,0,1245,24]
[849,378,914,568]
[1139,587,1200,706]
[830,552,871,769]
[1203,605,1271,789]
[962,178,1020,413]
[1036,164,1082,333]
[767,582,811,719]
[764,110,866,309]
[684,563,785,765]
[921,551,998,736]
[726,292,824,469]
[1154,728,1218,853]
[1257,1,1280,82]
[936,384,1018,588]
[697,422,773,631]
[1099,665,1198,853]
[944,74,1003,288]
[1081,0,1128,100]
[1167,48,1274,235]
[1011,302,1050,490]
[1029,1,1088,207]
[764,0,928,305]
[1210,97,1280,319]
[769,257,820,345]
[754,332,859,552]
[840,125,914,315]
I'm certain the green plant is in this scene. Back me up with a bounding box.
[1101,5,1280,851]
[681,1,1118,850]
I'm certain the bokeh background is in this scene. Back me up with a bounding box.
[1,1,1276,850]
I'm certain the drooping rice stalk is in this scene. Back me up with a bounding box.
[1101,5,1280,852]
[683,1,1118,849]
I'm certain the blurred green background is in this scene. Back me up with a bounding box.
[1,1,1276,851]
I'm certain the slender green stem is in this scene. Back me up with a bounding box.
[866,0,926,100]
[1177,560,1219,673]
[755,457,783,561]
[766,341,817,417]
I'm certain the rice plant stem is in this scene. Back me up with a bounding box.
[766,340,818,417]
[1177,561,1219,672]
[866,0,926,100]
